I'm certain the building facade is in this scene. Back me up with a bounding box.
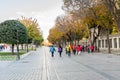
[96,33,120,51]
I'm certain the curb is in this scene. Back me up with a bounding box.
[20,51,33,60]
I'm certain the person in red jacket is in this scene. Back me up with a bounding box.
[90,45,94,52]
[77,45,82,55]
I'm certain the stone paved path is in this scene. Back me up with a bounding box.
[0,46,120,80]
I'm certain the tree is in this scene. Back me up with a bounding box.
[62,0,118,53]
[48,26,64,44]
[79,1,115,53]
[103,0,120,32]
[0,20,28,54]
[19,16,43,50]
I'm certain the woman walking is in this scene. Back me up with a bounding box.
[58,45,63,57]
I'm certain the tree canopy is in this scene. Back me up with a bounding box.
[48,0,119,46]
[19,16,43,45]
[0,20,28,44]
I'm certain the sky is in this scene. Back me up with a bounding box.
[0,0,65,40]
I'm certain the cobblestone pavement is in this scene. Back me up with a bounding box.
[0,46,120,80]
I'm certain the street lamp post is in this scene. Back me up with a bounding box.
[16,25,20,60]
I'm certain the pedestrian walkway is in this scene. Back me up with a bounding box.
[0,50,34,68]
[0,46,120,80]
[0,48,43,80]
[0,61,12,68]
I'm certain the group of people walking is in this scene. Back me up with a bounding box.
[65,44,94,56]
[49,45,63,57]
[65,44,82,56]
[49,44,95,57]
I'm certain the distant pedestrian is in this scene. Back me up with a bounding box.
[77,45,82,55]
[70,43,73,53]
[72,45,77,55]
[87,45,90,53]
[67,45,71,57]
[50,45,56,57]
[90,45,94,52]
[58,45,63,57]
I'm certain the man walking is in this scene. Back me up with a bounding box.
[50,45,56,57]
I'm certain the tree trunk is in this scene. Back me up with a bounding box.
[77,40,79,45]
[12,44,14,55]
[16,43,20,60]
[91,28,97,49]
[24,44,26,52]
[35,45,37,51]
[27,44,28,52]
[106,29,111,53]
[21,44,23,50]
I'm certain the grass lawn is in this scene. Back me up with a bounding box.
[0,55,16,60]
[0,48,36,61]
[0,51,26,61]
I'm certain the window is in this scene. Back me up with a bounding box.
[114,38,117,48]
[98,40,101,48]
[109,39,112,48]
[105,39,107,48]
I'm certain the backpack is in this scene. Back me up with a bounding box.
[50,47,55,52]
[58,47,62,52]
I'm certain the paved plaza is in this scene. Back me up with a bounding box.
[0,46,120,80]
